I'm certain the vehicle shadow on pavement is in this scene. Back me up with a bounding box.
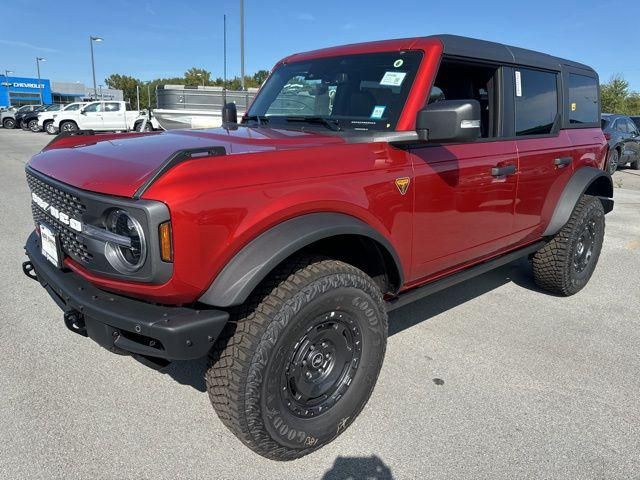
[321,455,394,479]
[389,257,541,336]
[161,258,544,391]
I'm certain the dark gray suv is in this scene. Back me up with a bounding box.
[601,114,640,173]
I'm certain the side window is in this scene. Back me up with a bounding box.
[515,68,558,136]
[615,119,627,133]
[568,74,599,124]
[104,102,121,112]
[625,119,638,135]
[428,60,500,138]
[83,103,102,113]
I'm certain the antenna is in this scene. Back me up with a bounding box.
[223,14,227,102]
[240,0,245,91]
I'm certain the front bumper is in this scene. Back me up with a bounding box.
[24,232,229,362]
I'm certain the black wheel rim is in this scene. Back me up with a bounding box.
[574,219,596,273]
[280,310,362,418]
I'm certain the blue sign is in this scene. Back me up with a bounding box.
[0,76,52,107]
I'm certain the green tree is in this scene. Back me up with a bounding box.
[104,74,140,106]
[184,67,212,86]
[600,75,630,114]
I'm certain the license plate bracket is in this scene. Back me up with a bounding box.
[40,223,63,269]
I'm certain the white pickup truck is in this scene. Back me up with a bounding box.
[38,102,87,134]
[50,101,151,134]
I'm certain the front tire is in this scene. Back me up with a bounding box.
[631,155,640,171]
[44,121,56,135]
[59,121,78,133]
[28,119,40,132]
[206,257,388,460]
[532,195,605,296]
[2,118,15,129]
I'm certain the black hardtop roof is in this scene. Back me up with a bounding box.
[429,34,596,75]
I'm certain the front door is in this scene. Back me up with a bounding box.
[80,102,104,130]
[409,59,518,281]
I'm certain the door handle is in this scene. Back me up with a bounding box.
[491,164,517,177]
[554,157,572,167]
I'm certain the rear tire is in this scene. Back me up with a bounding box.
[631,156,640,170]
[20,120,30,131]
[59,121,78,133]
[2,118,15,129]
[206,256,388,461]
[532,195,605,296]
[606,149,619,175]
[28,119,39,132]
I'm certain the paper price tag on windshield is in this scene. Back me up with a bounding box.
[380,71,407,87]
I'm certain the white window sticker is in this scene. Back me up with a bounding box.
[380,71,407,87]
[371,106,386,120]
[515,71,522,97]
[393,59,404,68]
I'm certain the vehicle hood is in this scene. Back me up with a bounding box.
[28,127,346,198]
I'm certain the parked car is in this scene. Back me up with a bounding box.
[22,34,613,460]
[631,116,640,130]
[601,114,640,173]
[50,101,144,134]
[37,102,88,134]
[1,104,40,129]
[22,104,64,131]
[15,105,46,130]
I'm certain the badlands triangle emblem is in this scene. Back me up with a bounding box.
[395,177,410,195]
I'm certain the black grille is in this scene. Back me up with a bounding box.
[27,172,93,264]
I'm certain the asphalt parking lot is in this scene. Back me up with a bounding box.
[1,127,639,480]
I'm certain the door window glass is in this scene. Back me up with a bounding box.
[428,60,500,138]
[104,102,121,112]
[515,68,558,136]
[83,103,102,112]
[568,74,599,124]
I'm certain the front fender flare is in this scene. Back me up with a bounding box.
[543,167,614,237]
[198,213,403,308]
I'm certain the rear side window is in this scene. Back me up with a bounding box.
[515,68,558,136]
[568,74,599,124]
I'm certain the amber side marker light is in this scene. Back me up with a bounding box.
[159,222,173,262]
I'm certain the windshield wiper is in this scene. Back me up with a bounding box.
[284,116,342,132]
[243,115,269,126]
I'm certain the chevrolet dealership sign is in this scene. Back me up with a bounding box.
[1,81,46,88]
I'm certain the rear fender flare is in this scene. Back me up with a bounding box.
[198,213,403,308]
[543,167,614,237]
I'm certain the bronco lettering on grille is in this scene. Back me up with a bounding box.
[32,192,83,232]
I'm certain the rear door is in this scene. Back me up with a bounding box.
[410,59,519,280]
[101,102,125,130]
[621,118,640,160]
[511,67,575,237]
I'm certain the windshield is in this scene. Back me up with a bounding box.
[63,103,81,111]
[46,104,63,112]
[17,106,32,112]
[246,51,423,131]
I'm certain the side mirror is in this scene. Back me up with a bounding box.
[80,108,87,115]
[416,99,481,143]
[222,102,238,125]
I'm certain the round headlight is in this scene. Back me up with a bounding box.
[104,209,146,273]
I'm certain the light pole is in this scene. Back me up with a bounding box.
[36,57,45,104]
[89,35,103,100]
[98,84,103,100]
[197,73,204,87]
[145,81,152,110]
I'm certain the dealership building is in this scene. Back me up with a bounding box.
[0,75,123,107]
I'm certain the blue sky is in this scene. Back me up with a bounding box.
[2,0,639,90]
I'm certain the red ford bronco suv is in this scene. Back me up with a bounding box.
[23,35,613,460]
